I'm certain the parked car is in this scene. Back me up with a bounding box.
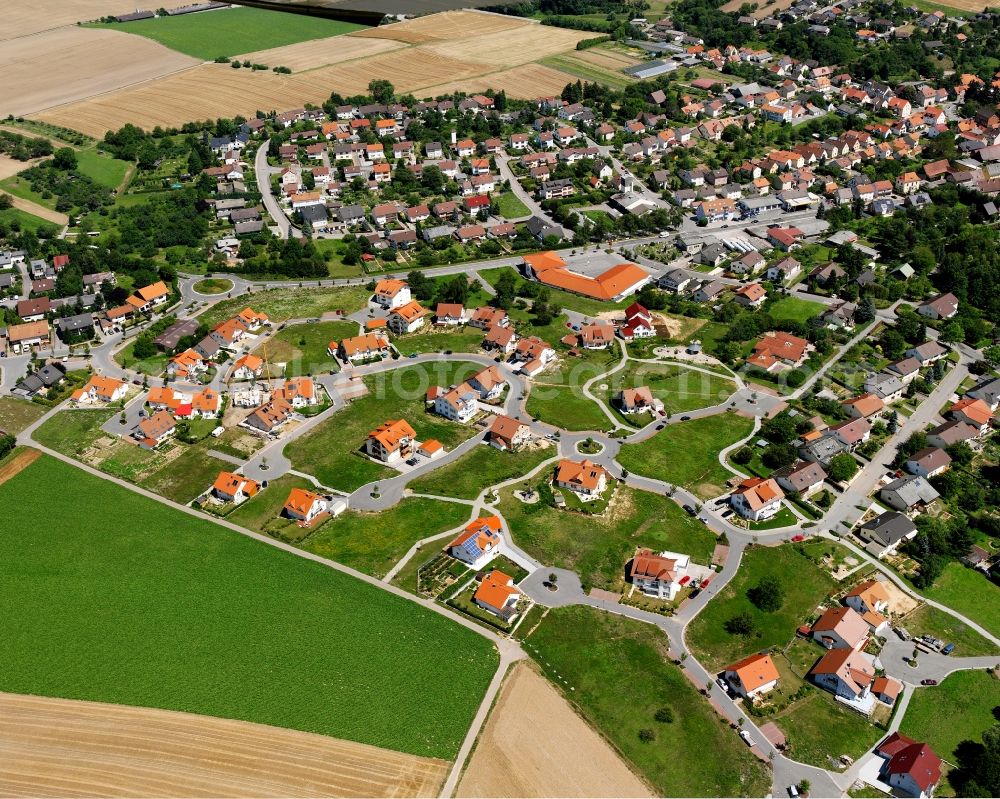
[921,679,938,686]
[656,423,666,430]
[942,643,955,655]
[788,786,799,798]
[790,534,805,542]
[659,230,671,238]
[894,626,911,641]
[680,415,691,421]
[717,677,729,692]
[739,730,756,747]
[683,505,696,515]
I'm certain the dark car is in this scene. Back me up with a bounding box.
[683,505,696,515]
[921,679,938,686]
[941,643,955,655]
[656,423,666,430]
[680,415,691,421]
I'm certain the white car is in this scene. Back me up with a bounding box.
[658,230,671,238]
[739,730,756,747]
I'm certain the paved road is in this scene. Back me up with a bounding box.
[255,140,300,240]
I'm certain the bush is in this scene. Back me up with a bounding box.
[747,575,784,612]
[733,446,753,465]
[654,706,675,723]
[725,611,756,635]
[638,728,656,743]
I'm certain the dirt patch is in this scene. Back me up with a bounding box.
[881,579,919,615]
[0,26,198,118]
[0,692,449,798]
[457,662,652,798]
[7,194,67,226]
[0,449,41,487]
[653,312,705,340]
[0,155,43,181]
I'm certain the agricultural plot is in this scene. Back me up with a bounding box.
[352,11,528,44]
[1,0,153,39]
[0,692,450,798]
[0,26,198,118]
[86,7,364,61]
[235,35,404,73]
[418,64,580,102]
[0,454,498,760]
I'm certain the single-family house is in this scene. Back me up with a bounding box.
[282,488,329,524]
[473,569,522,621]
[554,458,610,501]
[875,734,942,799]
[723,653,781,700]
[879,475,939,513]
[811,606,870,650]
[858,511,918,557]
[809,646,876,702]
[488,414,533,451]
[730,477,784,521]
[388,301,429,335]
[373,278,411,309]
[906,446,951,478]
[448,516,504,569]
[212,472,261,504]
[366,419,416,463]
[773,460,827,497]
[629,548,691,601]
[434,382,479,423]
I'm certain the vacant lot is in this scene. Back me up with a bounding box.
[687,540,845,670]
[285,361,483,492]
[903,604,998,657]
[0,455,498,759]
[87,7,363,60]
[0,692,449,798]
[0,26,198,118]
[900,670,1000,762]
[498,483,717,591]
[253,320,358,377]
[457,662,652,798]
[409,441,554,500]
[0,397,46,435]
[617,411,754,499]
[923,561,1000,638]
[200,285,369,327]
[526,606,771,797]
[773,690,884,770]
[767,296,825,325]
[603,361,734,423]
[526,350,623,432]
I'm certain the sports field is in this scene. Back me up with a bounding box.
[0,454,498,760]
[86,7,365,61]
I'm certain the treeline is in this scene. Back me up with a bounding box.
[0,129,53,161]
[222,235,328,279]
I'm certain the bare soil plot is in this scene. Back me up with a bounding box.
[0,692,449,798]
[457,662,653,798]
[0,450,41,488]
[417,64,578,102]
[0,156,42,182]
[353,10,528,44]
[234,34,405,73]
[0,26,198,118]
[1,0,148,40]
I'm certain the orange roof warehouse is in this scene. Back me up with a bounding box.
[522,251,652,302]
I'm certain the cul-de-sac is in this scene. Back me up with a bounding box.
[1,0,999,796]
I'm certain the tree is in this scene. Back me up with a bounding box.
[856,296,876,324]
[747,575,784,612]
[131,333,156,361]
[638,728,656,743]
[368,79,394,103]
[941,319,965,344]
[828,452,859,482]
[724,611,756,635]
[733,446,753,465]
[654,706,675,723]
[52,147,77,171]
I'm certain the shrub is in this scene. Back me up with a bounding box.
[654,706,675,723]
[638,728,656,743]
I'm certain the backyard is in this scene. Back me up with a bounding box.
[616,411,754,499]
[526,606,771,797]
[0,454,498,760]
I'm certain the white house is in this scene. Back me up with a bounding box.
[629,548,690,600]
[373,278,411,309]
[730,477,784,521]
[434,382,479,423]
[723,653,781,700]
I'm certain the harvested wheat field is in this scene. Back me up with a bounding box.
[234,34,405,73]
[572,47,644,70]
[419,64,578,102]
[1,0,148,40]
[0,450,41,488]
[0,156,40,182]
[0,27,197,118]
[457,663,653,798]
[353,10,527,44]
[425,24,587,68]
[311,47,488,95]
[0,692,449,798]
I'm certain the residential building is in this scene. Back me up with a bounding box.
[811,606,870,650]
[730,477,784,521]
[231,354,264,381]
[212,472,261,504]
[906,446,951,478]
[773,460,827,497]
[448,516,504,569]
[434,382,479,423]
[473,569,522,621]
[435,303,467,326]
[629,548,691,601]
[615,386,662,415]
[916,292,959,320]
[809,646,876,702]
[875,733,942,798]
[373,278,411,309]
[879,475,939,513]
[468,365,506,401]
[136,410,176,448]
[554,458,610,501]
[723,653,781,700]
[488,414,532,451]
[244,397,294,434]
[733,282,767,308]
[388,301,429,335]
[335,332,391,364]
[858,511,918,557]
[366,419,416,463]
[282,488,329,524]
[843,579,890,630]
[747,331,811,371]
[842,393,884,420]
[71,375,127,405]
[948,398,992,434]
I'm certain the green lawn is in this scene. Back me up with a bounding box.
[254,320,357,377]
[0,206,59,234]
[115,339,168,375]
[774,691,884,770]
[301,498,471,578]
[903,604,998,658]
[0,397,47,435]
[616,411,754,499]
[408,441,556,500]
[199,285,369,327]
[32,409,115,457]
[192,278,234,295]
[603,361,734,424]
[312,238,367,278]
[284,361,482,492]
[139,447,232,504]
[687,540,844,670]
[496,191,530,219]
[87,7,364,60]
[525,348,622,432]
[393,327,486,357]
[767,296,825,325]
[923,562,1000,638]
[0,454,498,759]
[75,148,131,190]
[498,482,717,591]
[526,606,771,797]
[900,670,1000,762]
[226,473,313,531]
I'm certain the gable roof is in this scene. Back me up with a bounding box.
[725,652,780,692]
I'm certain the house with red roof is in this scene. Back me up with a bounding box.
[619,302,656,341]
[730,477,784,521]
[875,733,942,798]
[809,646,876,705]
[629,547,691,600]
[448,516,504,569]
[812,606,869,650]
[473,569,522,621]
[554,458,610,501]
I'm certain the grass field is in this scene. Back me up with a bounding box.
[284,361,482,492]
[524,348,622,432]
[301,498,471,578]
[138,447,232,504]
[0,454,497,759]
[87,7,364,61]
[393,327,486,357]
[774,690,884,769]
[253,320,357,377]
[0,397,46,435]
[900,670,1000,762]
[75,148,131,189]
[0,206,58,234]
[616,412,754,499]
[496,191,530,218]
[922,562,1000,638]
[408,442,555,500]
[115,338,168,375]
[540,53,636,89]
[199,285,369,327]
[498,482,717,591]
[193,278,233,295]
[32,409,115,457]
[687,540,844,670]
[603,361,734,424]
[526,606,771,797]
[903,604,998,658]
[767,296,825,325]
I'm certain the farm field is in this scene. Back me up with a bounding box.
[686,540,845,670]
[526,606,771,797]
[616,411,754,498]
[33,12,587,136]
[408,441,555,500]
[0,454,498,759]
[457,662,653,798]
[86,7,364,60]
[498,482,717,591]
[300,498,471,578]
[0,692,449,798]
[900,670,1000,763]
[199,285,369,327]
[541,53,637,89]
[0,397,47,435]
[1,0,153,39]
[284,361,483,492]
[0,206,59,234]
[0,26,198,118]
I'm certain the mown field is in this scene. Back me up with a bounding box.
[198,285,369,327]
[408,441,555,500]
[0,454,498,759]
[526,606,771,797]
[87,7,364,61]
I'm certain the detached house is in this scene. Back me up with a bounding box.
[366,419,416,463]
[615,386,662,415]
[554,458,610,501]
[212,472,261,504]
[473,569,522,621]
[373,278,411,309]
[917,292,959,320]
[448,515,504,569]
[468,365,506,401]
[282,488,329,525]
[843,579,890,631]
[811,606,870,650]
[773,460,827,497]
[730,477,784,521]
[136,410,176,449]
[723,653,781,700]
[488,414,532,451]
[858,511,918,558]
[388,301,429,335]
[71,375,127,405]
[809,647,876,703]
[434,382,479,423]
[875,734,942,799]
[906,446,951,478]
[335,332,391,364]
[629,548,691,601]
